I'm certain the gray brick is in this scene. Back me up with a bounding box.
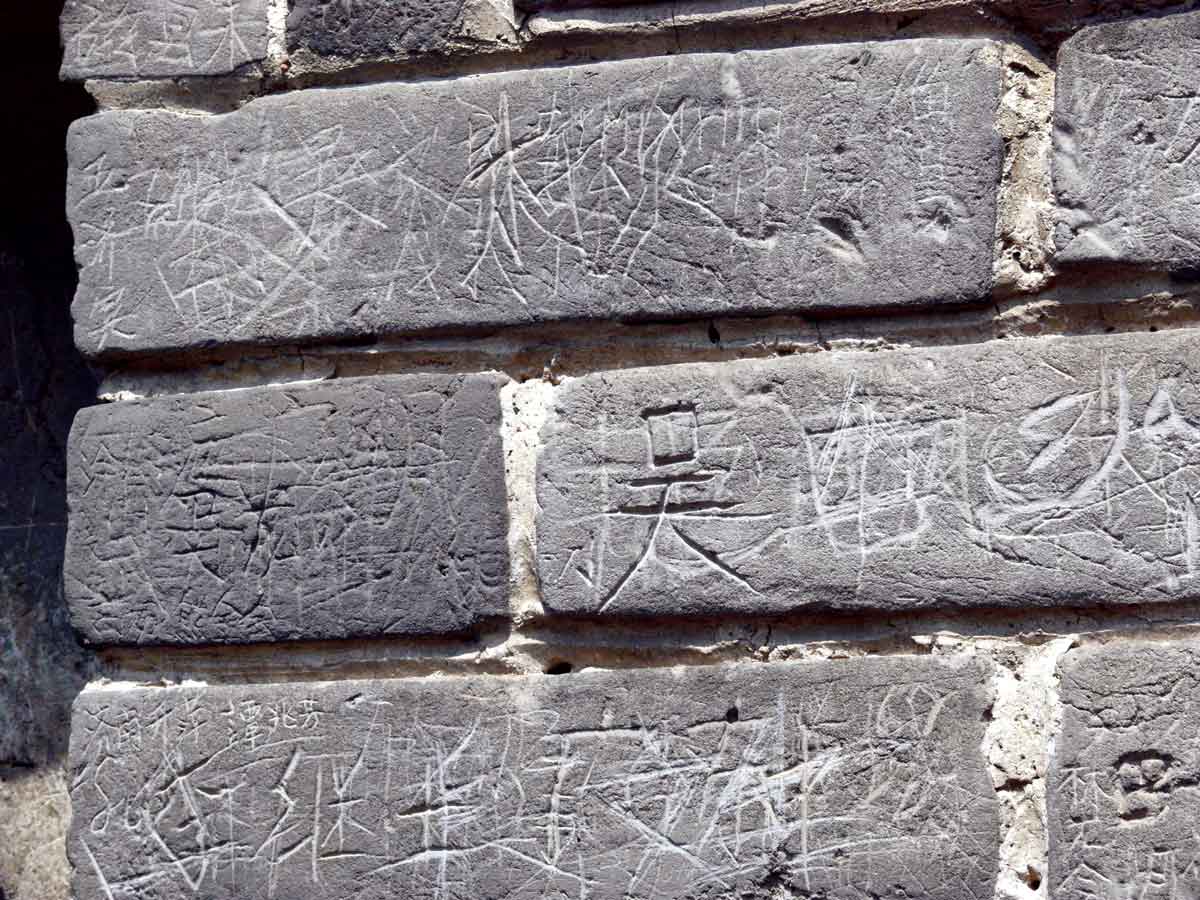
[1054,10,1200,268]
[1049,640,1200,898]
[518,0,636,8]
[67,40,1002,358]
[69,657,999,900]
[60,0,268,79]
[537,330,1200,617]
[64,374,509,645]
[287,0,468,58]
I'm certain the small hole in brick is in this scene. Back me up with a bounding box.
[708,321,721,344]
[725,706,740,723]
[1105,326,1116,333]
[544,661,573,675]
[1026,866,1042,891]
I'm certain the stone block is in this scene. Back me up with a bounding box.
[60,0,269,79]
[1054,10,1200,267]
[64,374,509,645]
[537,330,1200,617]
[67,40,1002,358]
[286,0,511,61]
[1049,639,1200,898]
[69,657,999,899]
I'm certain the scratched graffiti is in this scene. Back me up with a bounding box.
[68,659,998,900]
[1054,9,1200,267]
[63,374,509,645]
[60,0,269,78]
[66,40,1001,356]
[537,331,1200,616]
[1050,640,1200,899]
[287,0,470,58]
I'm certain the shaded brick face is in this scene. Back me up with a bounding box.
[287,0,469,57]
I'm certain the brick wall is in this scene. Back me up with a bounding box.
[48,1,1200,898]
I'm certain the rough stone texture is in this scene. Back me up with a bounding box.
[69,657,999,900]
[0,767,73,900]
[60,0,269,80]
[538,330,1200,618]
[1049,639,1200,898]
[1054,9,1200,268]
[280,0,518,73]
[67,40,1002,359]
[287,0,469,58]
[65,374,509,646]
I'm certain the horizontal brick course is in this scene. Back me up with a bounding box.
[537,330,1200,617]
[66,39,1002,359]
[69,657,998,900]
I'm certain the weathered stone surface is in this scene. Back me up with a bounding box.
[538,330,1200,617]
[0,768,73,900]
[288,0,468,57]
[60,0,269,80]
[67,40,1002,358]
[284,0,517,70]
[1054,10,1200,267]
[64,374,509,645]
[69,657,999,900]
[1049,639,1200,898]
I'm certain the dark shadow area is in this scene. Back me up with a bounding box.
[0,0,96,771]
[1,4,96,894]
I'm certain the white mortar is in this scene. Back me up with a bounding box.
[501,377,555,624]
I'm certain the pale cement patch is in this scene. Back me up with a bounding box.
[922,634,1076,900]
[267,0,290,68]
[502,378,554,623]
[0,766,72,900]
[994,43,1056,295]
[461,0,520,45]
